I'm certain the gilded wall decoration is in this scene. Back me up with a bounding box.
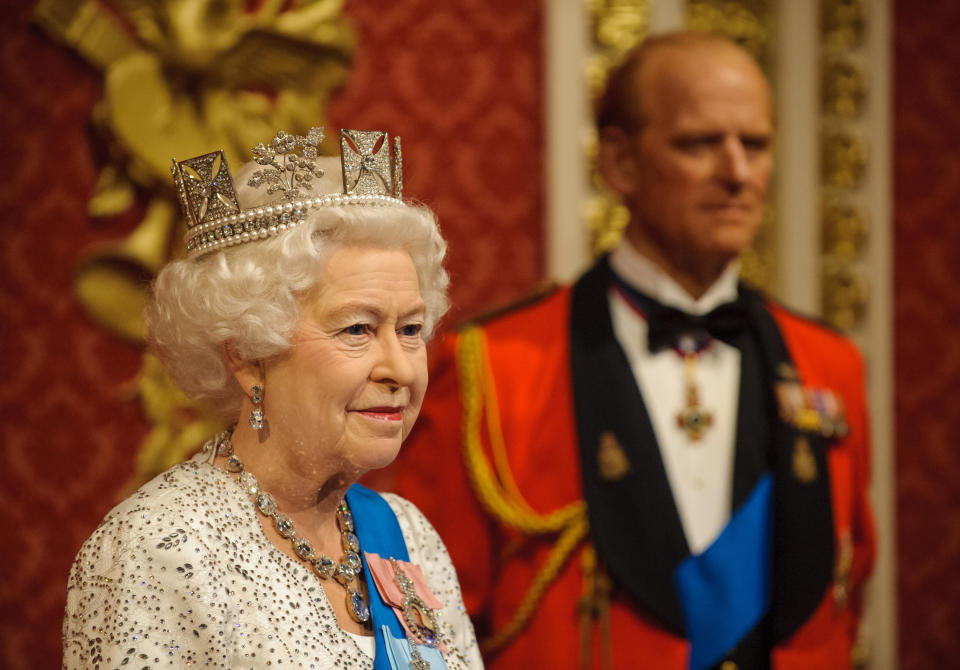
[820,0,870,333]
[823,0,867,49]
[34,0,354,494]
[586,0,649,257]
[822,56,867,117]
[822,202,869,333]
[686,0,771,63]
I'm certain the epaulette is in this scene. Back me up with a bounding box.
[458,280,561,329]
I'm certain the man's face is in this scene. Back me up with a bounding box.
[618,46,773,275]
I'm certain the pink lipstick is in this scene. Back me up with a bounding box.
[357,407,403,421]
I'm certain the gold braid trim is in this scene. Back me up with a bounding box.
[578,543,614,670]
[457,326,590,654]
[579,544,599,669]
[479,327,537,517]
[458,326,586,531]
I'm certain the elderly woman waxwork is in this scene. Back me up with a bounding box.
[62,128,483,670]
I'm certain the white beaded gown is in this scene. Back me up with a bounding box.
[63,452,483,669]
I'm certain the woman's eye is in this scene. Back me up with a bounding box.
[399,324,423,337]
[344,324,369,336]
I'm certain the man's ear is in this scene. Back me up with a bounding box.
[223,343,263,396]
[596,126,640,199]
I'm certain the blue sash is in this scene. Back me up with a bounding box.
[345,484,447,670]
[345,484,407,669]
[674,473,773,670]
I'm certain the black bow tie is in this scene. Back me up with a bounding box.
[610,271,751,351]
[645,299,750,351]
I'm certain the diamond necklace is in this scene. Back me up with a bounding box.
[210,430,371,624]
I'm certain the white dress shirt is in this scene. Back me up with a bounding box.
[608,240,742,555]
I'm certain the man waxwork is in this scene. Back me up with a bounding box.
[371,31,876,670]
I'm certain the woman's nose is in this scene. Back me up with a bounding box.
[371,331,416,388]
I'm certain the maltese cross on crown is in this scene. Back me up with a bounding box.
[171,151,242,230]
[340,129,403,199]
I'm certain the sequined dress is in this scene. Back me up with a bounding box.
[63,453,483,669]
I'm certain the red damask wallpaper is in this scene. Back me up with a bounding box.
[0,6,146,667]
[0,1,543,668]
[327,0,545,320]
[893,2,960,669]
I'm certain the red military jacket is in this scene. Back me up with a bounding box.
[370,262,875,670]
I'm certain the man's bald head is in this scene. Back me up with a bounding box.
[596,32,771,134]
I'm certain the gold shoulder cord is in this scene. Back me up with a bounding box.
[456,326,590,655]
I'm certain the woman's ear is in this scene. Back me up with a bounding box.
[596,126,640,199]
[223,343,263,396]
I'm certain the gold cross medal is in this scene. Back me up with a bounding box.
[676,351,714,441]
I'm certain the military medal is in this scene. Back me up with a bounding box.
[609,280,722,442]
[776,380,849,440]
[676,349,714,441]
[792,436,818,483]
[597,431,631,481]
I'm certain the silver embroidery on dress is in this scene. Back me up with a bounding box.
[62,449,482,669]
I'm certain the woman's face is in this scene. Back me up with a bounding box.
[262,245,428,475]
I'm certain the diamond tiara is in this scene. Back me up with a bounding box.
[171,128,405,259]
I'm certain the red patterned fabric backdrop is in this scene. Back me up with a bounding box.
[0,4,147,666]
[327,0,545,321]
[893,2,960,668]
[0,1,542,668]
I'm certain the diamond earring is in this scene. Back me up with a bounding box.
[249,385,264,431]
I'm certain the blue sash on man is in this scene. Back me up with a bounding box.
[674,474,773,670]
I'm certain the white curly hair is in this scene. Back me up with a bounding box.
[148,156,449,421]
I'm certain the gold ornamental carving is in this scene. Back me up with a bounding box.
[35,0,354,494]
[822,56,867,118]
[822,0,867,49]
[685,0,772,64]
[586,0,650,258]
[823,203,868,257]
[820,0,871,333]
[821,129,868,190]
[822,201,869,332]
